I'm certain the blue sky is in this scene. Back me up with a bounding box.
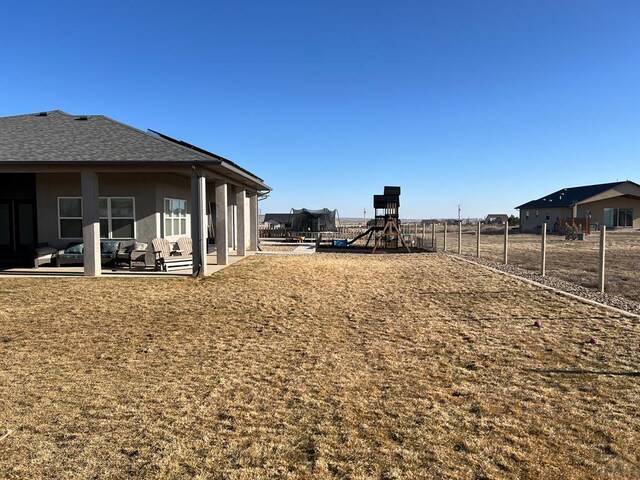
[1,1,638,219]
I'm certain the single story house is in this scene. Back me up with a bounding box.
[290,208,339,232]
[263,213,293,229]
[516,180,640,232]
[263,208,340,232]
[0,110,271,276]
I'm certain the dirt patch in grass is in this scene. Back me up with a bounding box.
[0,254,638,479]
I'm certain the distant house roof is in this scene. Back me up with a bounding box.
[516,181,635,210]
[264,213,292,224]
[0,110,270,190]
[484,213,509,222]
[290,208,339,231]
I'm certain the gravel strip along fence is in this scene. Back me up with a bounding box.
[451,253,640,317]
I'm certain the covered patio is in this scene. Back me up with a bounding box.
[0,111,271,277]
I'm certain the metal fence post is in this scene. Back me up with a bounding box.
[443,222,448,252]
[457,221,462,254]
[476,221,481,258]
[432,223,436,251]
[598,226,606,292]
[503,221,509,265]
[541,223,547,276]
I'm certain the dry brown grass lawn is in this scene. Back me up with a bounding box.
[0,253,639,479]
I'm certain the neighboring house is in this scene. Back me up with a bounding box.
[290,208,340,232]
[484,214,509,225]
[516,181,640,232]
[263,209,340,231]
[0,110,271,276]
[263,213,292,229]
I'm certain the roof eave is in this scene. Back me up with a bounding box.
[209,161,272,191]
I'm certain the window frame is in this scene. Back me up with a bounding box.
[58,197,83,240]
[57,196,136,240]
[100,197,136,239]
[163,197,188,238]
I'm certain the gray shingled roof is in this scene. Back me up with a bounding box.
[264,213,292,224]
[516,181,628,210]
[0,110,267,186]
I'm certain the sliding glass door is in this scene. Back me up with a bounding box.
[0,200,36,254]
[603,207,633,228]
[0,202,10,252]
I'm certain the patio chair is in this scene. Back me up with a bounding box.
[152,238,193,272]
[176,237,193,256]
[113,242,148,269]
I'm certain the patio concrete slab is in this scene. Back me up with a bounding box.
[0,251,255,278]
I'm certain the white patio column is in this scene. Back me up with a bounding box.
[81,170,101,277]
[236,188,246,256]
[249,192,258,251]
[190,172,207,277]
[215,181,229,265]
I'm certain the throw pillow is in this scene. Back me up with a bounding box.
[101,241,121,254]
[134,242,148,251]
[124,242,148,253]
[65,243,84,254]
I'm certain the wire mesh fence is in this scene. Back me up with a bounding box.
[429,222,639,302]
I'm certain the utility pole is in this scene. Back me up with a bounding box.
[363,208,366,227]
[457,204,461,222]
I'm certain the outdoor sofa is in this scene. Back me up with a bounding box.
[33,244,58,268]
[53,241,121,267]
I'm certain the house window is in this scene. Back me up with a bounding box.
[58,197,135,239]
[604,208,633,228]
[100,197,135,239]
[525,211,529,220]
[535,211,539,218]
[58,197,83,239]
[164,198,187,237]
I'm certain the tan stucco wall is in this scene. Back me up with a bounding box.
[519,207,572,232]
[580,182,640,203]
[578,196,640,229]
